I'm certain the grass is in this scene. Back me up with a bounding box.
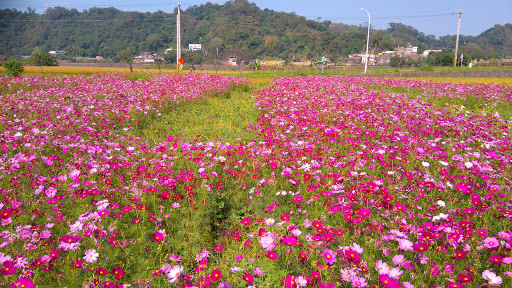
[127,83,264,145]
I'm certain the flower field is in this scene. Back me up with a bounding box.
[0,74,511,288]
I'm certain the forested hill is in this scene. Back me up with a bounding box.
[0,0,510,61]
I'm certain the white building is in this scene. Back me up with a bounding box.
[188,44,202,51]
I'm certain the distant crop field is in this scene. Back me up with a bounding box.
[0,73,511,288]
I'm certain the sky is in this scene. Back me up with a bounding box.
[2,0,511,37]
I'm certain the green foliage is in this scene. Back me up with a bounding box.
[117,48,135,72]
[181,50,204,65]
[0,5,508,62]
[249,60,261,71]
[126,73,149,81]
[129,84,258,144]
[30,51,58,67]
[1,59,24,77]
[419,64,434,71]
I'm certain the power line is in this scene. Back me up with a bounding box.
[304,13,456,21]
[0,18,176,22]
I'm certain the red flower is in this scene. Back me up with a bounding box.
[284,275,296,288]
[50,248,60,260]
[447,283,463,288]
[452,250,466,260]
[96,267,108,276]
[152,232,164,242]
[197,277,211,288]
[304,173,311,182]
[214,245,223,252]
[266,251,279,261]
[457,273,473,283]
[210,269,222,281]
[344,249,361,263]
[240,218,252,226]
[395,202,407,212]
[0,261,16,275]
[0,208,13,219]
[413,242,429,252]
[281,214,290,222]
[312,220,324,229]
[111,266,125,280]
[282,236,297,246]
[243,272,254,284]
[71,260,83,269]
[10,278,34,288]
[489,255,503,265]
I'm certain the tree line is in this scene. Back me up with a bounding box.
[1,0,510,64]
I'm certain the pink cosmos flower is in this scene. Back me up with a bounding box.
[375,260,390,275]
[477,229,488,238]
[259,232,276,251]
[83,249,99,263]
[388,267,403,279]
[167,265,183,283]
[399,239,413,251]
[392,255,405,266]
[482,270,502,286]
[322,248,336,265]
[351,276,367,287]
[484,237,499,249]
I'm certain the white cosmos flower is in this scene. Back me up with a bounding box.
[421,162,430,167]
[465,162,474,168]
[437,200,446,207]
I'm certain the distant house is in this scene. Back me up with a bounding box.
[188,44,202,51]
[135,52,156,63]
[49,51,66,55]
[227,57,238,66]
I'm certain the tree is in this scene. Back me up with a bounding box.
[2,60,24,77]
[389,55,402,67]
[117,48,136,72]
[208,37,223,75]
[164,50,177,64]
[30,51,58,72]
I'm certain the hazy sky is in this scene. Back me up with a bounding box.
[2,0,511,37]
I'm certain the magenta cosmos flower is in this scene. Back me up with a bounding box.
[322,248,336,265]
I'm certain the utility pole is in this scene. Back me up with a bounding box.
[177,2,182,74]
[361,8,370,74]
[453,8,462,67]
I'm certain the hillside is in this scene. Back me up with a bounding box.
[0,0,510,62]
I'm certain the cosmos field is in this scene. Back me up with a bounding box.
[0,73,511,288]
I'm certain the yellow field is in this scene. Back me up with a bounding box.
[1,66,511,86]
[0,65,240,76]
[411,77,512,86]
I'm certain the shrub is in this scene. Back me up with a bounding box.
[419,64,434,71]
[1,60,24,77]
